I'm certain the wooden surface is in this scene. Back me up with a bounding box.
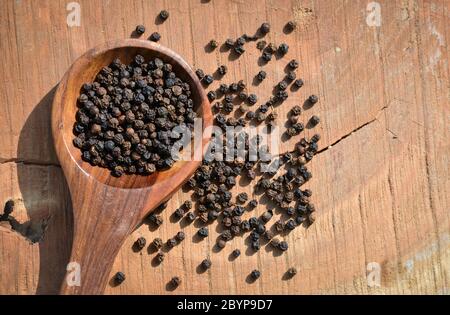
[52,39,212,294]
[0,0,448,295]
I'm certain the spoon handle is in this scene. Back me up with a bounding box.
[60,184,142,294]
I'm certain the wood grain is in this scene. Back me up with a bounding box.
[0,0,448,294]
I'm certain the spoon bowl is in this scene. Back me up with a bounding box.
[52,39,212,294]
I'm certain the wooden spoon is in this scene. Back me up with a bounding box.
[51,39,212,294]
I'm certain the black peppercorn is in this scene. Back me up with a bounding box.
[152,238,163,250]
[261,210,273,223]
[234,45,245,55]
[201,258,212,270]
[219,83,229,94]
[236,192,248,204]
[196,69,205,79]
[278,241,289,251]
[256,70,267,81]
[308,94,319,104]
[287,267,297,278]
[286,219,296,230]
[170,276,181,287]
[250,269,261,280]
[217,65,227,76]
[286,21,297,32]
[247,199,258,209]
[256,40,266,50]
[309,115,320,126]
[260,22,270,34]
[293,79,304,88]
[166,238,177,248]
[247,94,257,105]
[198,227,209,238]
[251,240,261,251]
[149,32,161,42]
[232,249,241,258]
[149,214,164,226]
[114,271,126,284]
[186,212,196,222]
[288,59,299,69]
[202,74,214,85]
[209,39,218,49]
[261,51,272,62]
[286,71,296,81]
[159,10,169,20]
[135,24,145,35]
[278,43,289,55]
[278,81,288,90]
[134,237,146,251]
[207,91,217,101]
[175,231,185,242]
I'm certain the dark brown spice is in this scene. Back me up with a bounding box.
[149,32,161,42]
[170,276,181,287]
[152,237,163,249]
[159,10,169,21]
[135,25,145,35]
[114,272,125,284]
[134,237,146,251]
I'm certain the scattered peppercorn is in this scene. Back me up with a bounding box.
[256,40,267,50]
[285,21,297,32]
[149,32,161,42]
[308,94,319,104]
[175,231,185,242]
[198,227,209,238]
[278,241,289,251]
[278,43,289,55]
[114,272,125,284]
[217,65,227,76]
[202,74,214,85]
[286,71,296,81]
[207,91,217,101]
[156,251,165,263]
[209,39,218,49]
[256,70,267,81]
[167,237,177,248]
[232,249,241,258]
[293,79,304,88]
[134,237,146,251]
[309,115,320,126]
[170,276,181,288]
[152,237,163,250]
[260,22,271,34]
[201,259,212,270]
[287,267,297,278]
[196,69,205,79]
[135,24,145,35]
[159,10,169,21]
[250,269,261,280]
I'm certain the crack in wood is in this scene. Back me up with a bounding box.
[315,104,390,156]
[0,157,60,168]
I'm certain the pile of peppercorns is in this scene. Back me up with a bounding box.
[112,11,320,288]
[73,54,197,177]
